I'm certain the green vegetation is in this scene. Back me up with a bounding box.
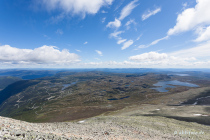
[0,71,210,124]
[0,76,21,90]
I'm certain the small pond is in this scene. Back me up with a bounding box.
[62,81,77,90]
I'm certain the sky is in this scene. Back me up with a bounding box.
[0,0,210,68]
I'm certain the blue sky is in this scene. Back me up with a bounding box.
[0,0,210,68]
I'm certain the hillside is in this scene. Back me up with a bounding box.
[0,80,40,105]
[0,76,21,91]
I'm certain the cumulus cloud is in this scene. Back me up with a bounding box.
[81,61,135,68]
[129,52,168,61]
[168,0,210,37]
[39,0,114,17]
[79,58,210,68]
[121,40,133,50]
[149,0,210,47]
[106,18,121,28]
[95,50,103,56]
[129,41,210,68]
[142,7,161,21]
[119,0,139,20]
[84,41,88,44]
[0,45,80,65]
[75,47,209,67]
[128,51,198,67]
[78,45,210,68]
[195,26,210,42]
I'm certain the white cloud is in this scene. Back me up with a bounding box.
[121,40,133,50]
[75,49,81,52]
[142,7,161,21]
[109,31,128,46]
[101,10,108,13]
[134,45,147,50]
[40,0,114,17]
[128,51,198,68]
[78,58,210,68]
[117,39,127,44]
[136,34,142,40]
[0,45,80,65]
[101,17,106,23]
[129,41,210,68]
[169,41,210,59]
[143,1,210,47]
[106,0,138,48]
[129,52,168,61]
[182,2,188,10]
[150,36,169,46]
[106,0,138,29]
[82,61,131,68]
[119,0,139,20]
[136,36,168,50]
[106,18,121,28]
[140,1,210,46]
[95,50,103,56]
[125,19,136,29]
[168,0,210,36]
[56,29,63,35]
[195,26,210,42]
[84,41,88,44]
[109,30,124,38]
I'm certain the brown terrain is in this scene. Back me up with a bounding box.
[0,72,210,139]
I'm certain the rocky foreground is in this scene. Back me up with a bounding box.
[1,106,210,140]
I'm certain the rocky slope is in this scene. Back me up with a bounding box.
[1,104,210,140]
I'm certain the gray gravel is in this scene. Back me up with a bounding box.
[1,113,210,140]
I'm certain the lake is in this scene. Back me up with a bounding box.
[151,80,199,92]
[62,81,77,90]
